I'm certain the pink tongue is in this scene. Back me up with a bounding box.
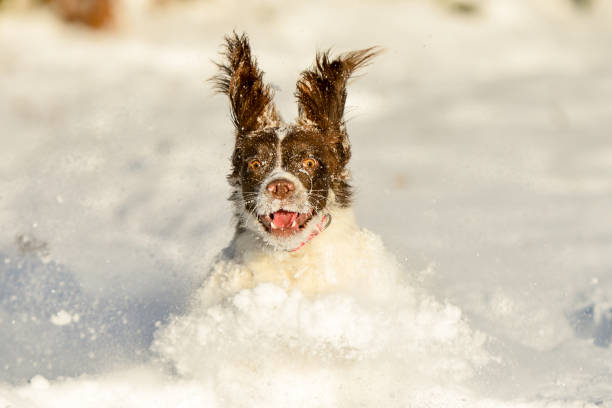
[272,211,298,229]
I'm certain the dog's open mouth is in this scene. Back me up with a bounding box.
[258,209,314,237]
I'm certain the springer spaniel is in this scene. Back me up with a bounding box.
[202,33,394,305]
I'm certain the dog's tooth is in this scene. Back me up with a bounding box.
[271,223,278,230]
[291,220,297,228]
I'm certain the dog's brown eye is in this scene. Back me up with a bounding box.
[302,158,318,169]
[248,159,263,171]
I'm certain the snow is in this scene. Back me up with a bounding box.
[49,309,78,326]
[1,0,612,407]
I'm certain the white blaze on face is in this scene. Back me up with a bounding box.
[276,126,289,141]
[250,127,310,216]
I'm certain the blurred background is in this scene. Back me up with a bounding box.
[1,0,611,402]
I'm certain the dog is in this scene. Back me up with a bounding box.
[201,33,395,306]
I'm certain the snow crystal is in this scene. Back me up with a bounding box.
[50,310,74,326]
[29,375,50,390]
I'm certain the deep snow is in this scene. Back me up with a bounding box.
[1,0,612,407]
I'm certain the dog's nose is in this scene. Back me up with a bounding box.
[266,179,295,200]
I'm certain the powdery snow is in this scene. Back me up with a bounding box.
[1,0,612,407]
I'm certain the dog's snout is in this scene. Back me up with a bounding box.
[267,179,295,200]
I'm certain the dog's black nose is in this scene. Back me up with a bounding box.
[267,179,295,200]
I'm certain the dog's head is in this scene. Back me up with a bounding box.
[213,33,380,251]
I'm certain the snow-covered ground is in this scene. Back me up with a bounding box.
[1,0,611,406]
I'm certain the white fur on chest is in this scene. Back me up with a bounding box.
[202,208,398,306]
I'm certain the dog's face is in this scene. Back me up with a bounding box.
[231,126,349,249]
[213,33,379,250]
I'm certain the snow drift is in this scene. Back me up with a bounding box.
[1,0,612,406]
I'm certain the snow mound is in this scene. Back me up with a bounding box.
[152,259,491,407]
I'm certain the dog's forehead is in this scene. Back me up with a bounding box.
[279,127,324,153]
[239,126,326,161]
[240,130,277,157]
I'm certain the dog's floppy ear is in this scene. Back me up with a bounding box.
[212,32,280,134]
[295,47,381,133]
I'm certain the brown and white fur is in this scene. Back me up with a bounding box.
[201,33,396,306]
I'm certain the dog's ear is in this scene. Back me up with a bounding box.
[295,47,381,134]
[212,32,280,134]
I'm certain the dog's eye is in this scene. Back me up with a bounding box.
[248,159,263,171]
[302,158,318,169]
